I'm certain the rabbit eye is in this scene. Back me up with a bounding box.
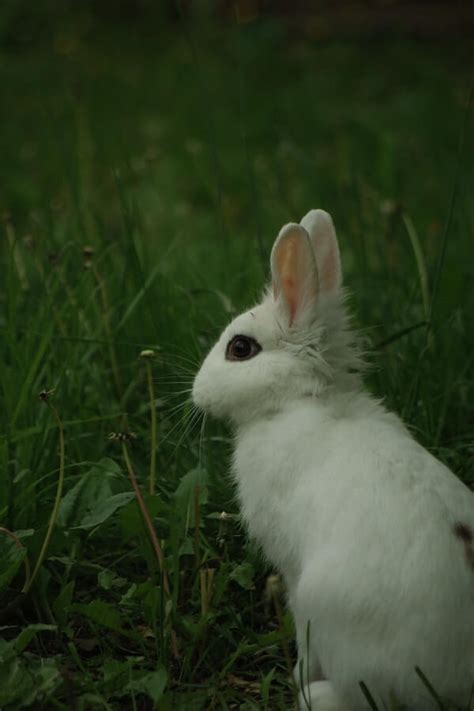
[226,335,261,362]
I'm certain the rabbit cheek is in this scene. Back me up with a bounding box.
[453,522,474,571]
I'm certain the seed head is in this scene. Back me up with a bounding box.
[380,199,401,218]
[217,510,231,548]
[107,431,137,443]
[83,245,95,270]
[39,388,56,402]
[139,349,156,360]
[264,574,283,601]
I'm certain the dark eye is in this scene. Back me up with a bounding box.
[225,335,261,362]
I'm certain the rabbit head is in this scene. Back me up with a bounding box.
[192,210,363,425]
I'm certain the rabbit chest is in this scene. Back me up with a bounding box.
[232,402,340,584]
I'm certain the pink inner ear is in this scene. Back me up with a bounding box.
[282,277,297,323]
[271,223,320,326]
[275,235,300,324]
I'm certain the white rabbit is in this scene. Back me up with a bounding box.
[192,209,474,710]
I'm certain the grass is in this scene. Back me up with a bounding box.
[0,10,473,710]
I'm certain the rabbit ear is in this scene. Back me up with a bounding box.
[270,223,319,326]
[300,209,342,292]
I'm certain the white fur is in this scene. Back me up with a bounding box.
[192,209,474,710]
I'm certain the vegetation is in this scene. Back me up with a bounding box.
[0,11,472,709]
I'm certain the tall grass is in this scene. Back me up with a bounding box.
[0,15,472,709]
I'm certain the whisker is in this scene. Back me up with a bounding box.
[161,399,193,419]
[161,340,202,359]
[157,388,193,397]
[152,378,193,387]
[198,412,207,469]
[159,405,198,444]
[170,408,203,454]
[161,351,201,370]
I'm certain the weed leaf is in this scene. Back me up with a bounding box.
[125,667,168,703]
[58,457,124,528]
[72,600,123,632]
[0,624,56,663]
[0,534,27,592]
[75,491,135,530]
